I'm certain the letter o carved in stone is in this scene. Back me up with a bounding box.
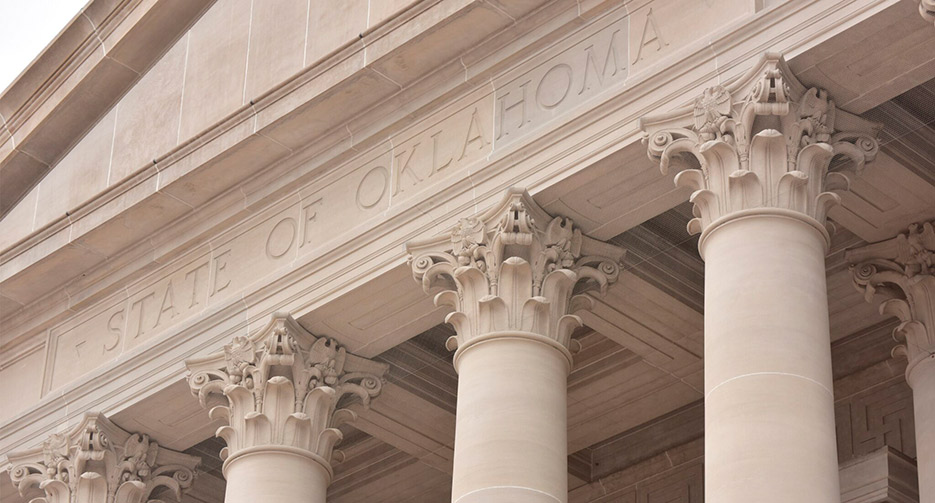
[266,217,297,259]
[536,63,573,110]
[356,166,389,209]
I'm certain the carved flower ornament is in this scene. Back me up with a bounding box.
[407,189,625,352]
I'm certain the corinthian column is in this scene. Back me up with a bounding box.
[407,188,625,503]
[640,52,880,502]
[6,412,199,503]
[847,221,935,501]
[185,313,388,503]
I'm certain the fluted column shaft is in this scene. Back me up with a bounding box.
[702,211,839,501]
[452,333,571,503]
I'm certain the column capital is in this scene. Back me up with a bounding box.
[185,313,388,474]
[922,0,935,27]
[406,188,625,360]
[6,412,199,503]
[846,221,935,383]
[639,52,881,243]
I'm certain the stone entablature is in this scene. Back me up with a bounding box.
[1,0,929,464]
[407,188,624,364]
[640,52,880,247]
[185,313,388,475]
[6,412,199,503]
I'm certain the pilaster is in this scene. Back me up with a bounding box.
[6,412,200,503]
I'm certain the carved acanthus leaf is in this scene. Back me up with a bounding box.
[407,188,625,351]
[185,313,388,465]
[6,412,199,503]
[846,221,935,375]
[640,52,881,237]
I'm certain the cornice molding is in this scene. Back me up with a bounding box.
[639,52,881,244]
[6,412,199,503]
[846,221,935,382]
[0,0,215,218]
[407,188,625,358]
[0,0,907,462]
[185,313,388,476]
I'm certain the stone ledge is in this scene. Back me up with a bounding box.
[840,446,919,503]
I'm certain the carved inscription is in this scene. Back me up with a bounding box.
[495,16,628,144]
[41,1,752,395]
[352,98,494,211]
[632,8,668,64]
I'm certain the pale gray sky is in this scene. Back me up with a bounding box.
[0,0,90,95]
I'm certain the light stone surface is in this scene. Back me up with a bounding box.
[5,412,200,503]
[185,313,388,502]
[847,221,935,502]
[640,53,883,502]
[408,189,625,503]
[0,1,934,502]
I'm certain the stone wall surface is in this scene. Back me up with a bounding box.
[1,0,932,475]
[0,0,418,251]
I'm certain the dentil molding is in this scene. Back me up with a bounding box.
[185,313,388,476]
[406,188,625,363]
[639,52,881,244]
[6,412,199,503]
[846,221,935,383]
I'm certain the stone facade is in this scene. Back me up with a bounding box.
[1,0,933,502]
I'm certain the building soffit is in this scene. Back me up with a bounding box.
[0,0,932,484]
[4,0,932,322]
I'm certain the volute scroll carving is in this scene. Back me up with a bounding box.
[922,0,935,27]
[6,412,200,503]
[185,313,388,471]
[406,188,625,354]
[846,221,935,380]
[640,53,881,239]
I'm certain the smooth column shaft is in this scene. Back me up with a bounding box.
[909,356,935,502]
[223,448,330,503]
[451,334,569,503]
[702,213,840,502]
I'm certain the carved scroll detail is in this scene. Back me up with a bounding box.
[185,313,388,467]
[407,188,625,352]
[6,412,199,503]
[640,52,881,237]
[846,221,935,378]
[922,0,935,27]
